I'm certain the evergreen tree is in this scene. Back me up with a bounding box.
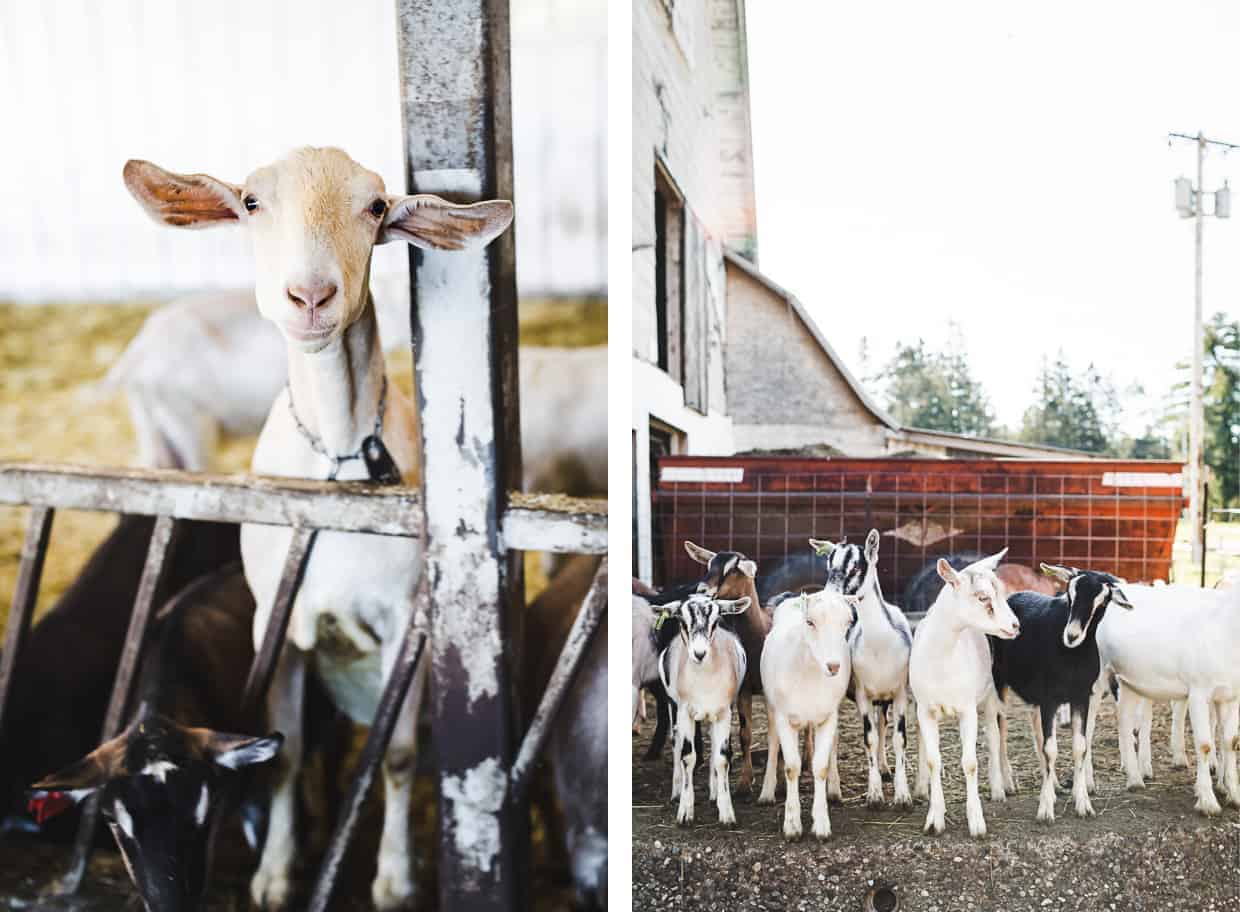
[1019,353,1119,453]
[871,328,995,436]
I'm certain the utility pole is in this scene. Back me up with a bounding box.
[1170,131,1235,563]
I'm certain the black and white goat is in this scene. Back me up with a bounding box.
[654,593,751,826]
[990,564,1133,822]
[812,531,913,808]
[0,516,241,836]
[28,565,283,912]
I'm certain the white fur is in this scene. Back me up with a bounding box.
[1096,583,1240,815]
[121,148,510,912]
[908,552,1019,837]
[757,591,855,840]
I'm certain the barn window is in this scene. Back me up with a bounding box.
[654,162,684,384]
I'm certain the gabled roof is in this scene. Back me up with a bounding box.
[721,248,1099,460]
[722,248,900,431]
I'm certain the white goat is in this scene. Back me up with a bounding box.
[1096,583,1240,815]
[654,593,750,826]
[812,530,913,808]
[122,147,512,911]
[909,551,1020,837]
[98,288,606,495]
[758,589,858,840]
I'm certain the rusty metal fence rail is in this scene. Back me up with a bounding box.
[654,456,1185,601]
[0,467,605,908]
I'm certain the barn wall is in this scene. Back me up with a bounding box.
[0,0,604,302]
[724,263,891,456]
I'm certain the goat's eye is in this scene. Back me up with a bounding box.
[243,195,259,213]
[806,618,815,628]
[368,198,387,218]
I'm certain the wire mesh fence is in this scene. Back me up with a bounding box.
[653,456,1186,604]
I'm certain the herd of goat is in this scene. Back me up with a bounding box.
[633,533,1240,840]
[1,146,608,912]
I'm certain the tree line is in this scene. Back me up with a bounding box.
[860,316,1240,506]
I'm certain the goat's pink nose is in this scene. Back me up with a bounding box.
[826,662,840,676]
[286,280,338,311]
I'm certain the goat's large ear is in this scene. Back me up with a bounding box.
[683,541,715,566]
[29,731,129,801]
[864,529,881,563]
[808,538,835,557]
[123,160,244,228]
[1040,563,1075,584]
[380,195,512,250]
[652,599,681,617]
[737,559,757,579]
[1109,585,1135,610]
[969,548,1008,574]
[190,729,284,771]
[936,558,961,589]
[718,596,751,616]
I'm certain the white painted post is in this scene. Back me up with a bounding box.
[395,0,523,907]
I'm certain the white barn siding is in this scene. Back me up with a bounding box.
[0,0,604,302]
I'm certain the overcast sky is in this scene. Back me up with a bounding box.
[746,2,1240,435]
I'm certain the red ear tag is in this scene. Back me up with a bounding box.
[27,790,73,825]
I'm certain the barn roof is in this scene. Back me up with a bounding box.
[721,248,1099,460]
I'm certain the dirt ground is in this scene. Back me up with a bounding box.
[632,693,1240,911]
[0,296,605,910]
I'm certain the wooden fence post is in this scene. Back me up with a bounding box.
[395,0,523,907]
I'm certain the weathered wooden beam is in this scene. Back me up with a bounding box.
[59,515,178,895]
[398,0,523,905]
[502,493,607,553]
[510,556,607,804]
[0,462,422,536]
[0,506,54,740]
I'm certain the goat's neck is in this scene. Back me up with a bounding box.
[285,300,386,458]
[855,571,888,619]
[921,592,972,646]
[732,577,768,632]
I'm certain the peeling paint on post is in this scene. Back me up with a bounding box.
[396,0,522,907]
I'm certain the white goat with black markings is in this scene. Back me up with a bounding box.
[654,593,751,827]
[910,551,1020,837]
[810,530,913,809]
[1096,583,1240,815]
[758,589,859,840]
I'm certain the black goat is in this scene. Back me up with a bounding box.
[0,516,241,837]
[990,564,1132,824]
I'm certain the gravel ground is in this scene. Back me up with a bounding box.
[632,693,1240,911]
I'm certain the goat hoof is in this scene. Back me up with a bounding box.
[372,873,416,912]
[249,868,293,912]
[1196,798,1223,817]
[1125,781,1145,792]
[783,828,802,842]
[892,795,913,811]
[756,793,776,806]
